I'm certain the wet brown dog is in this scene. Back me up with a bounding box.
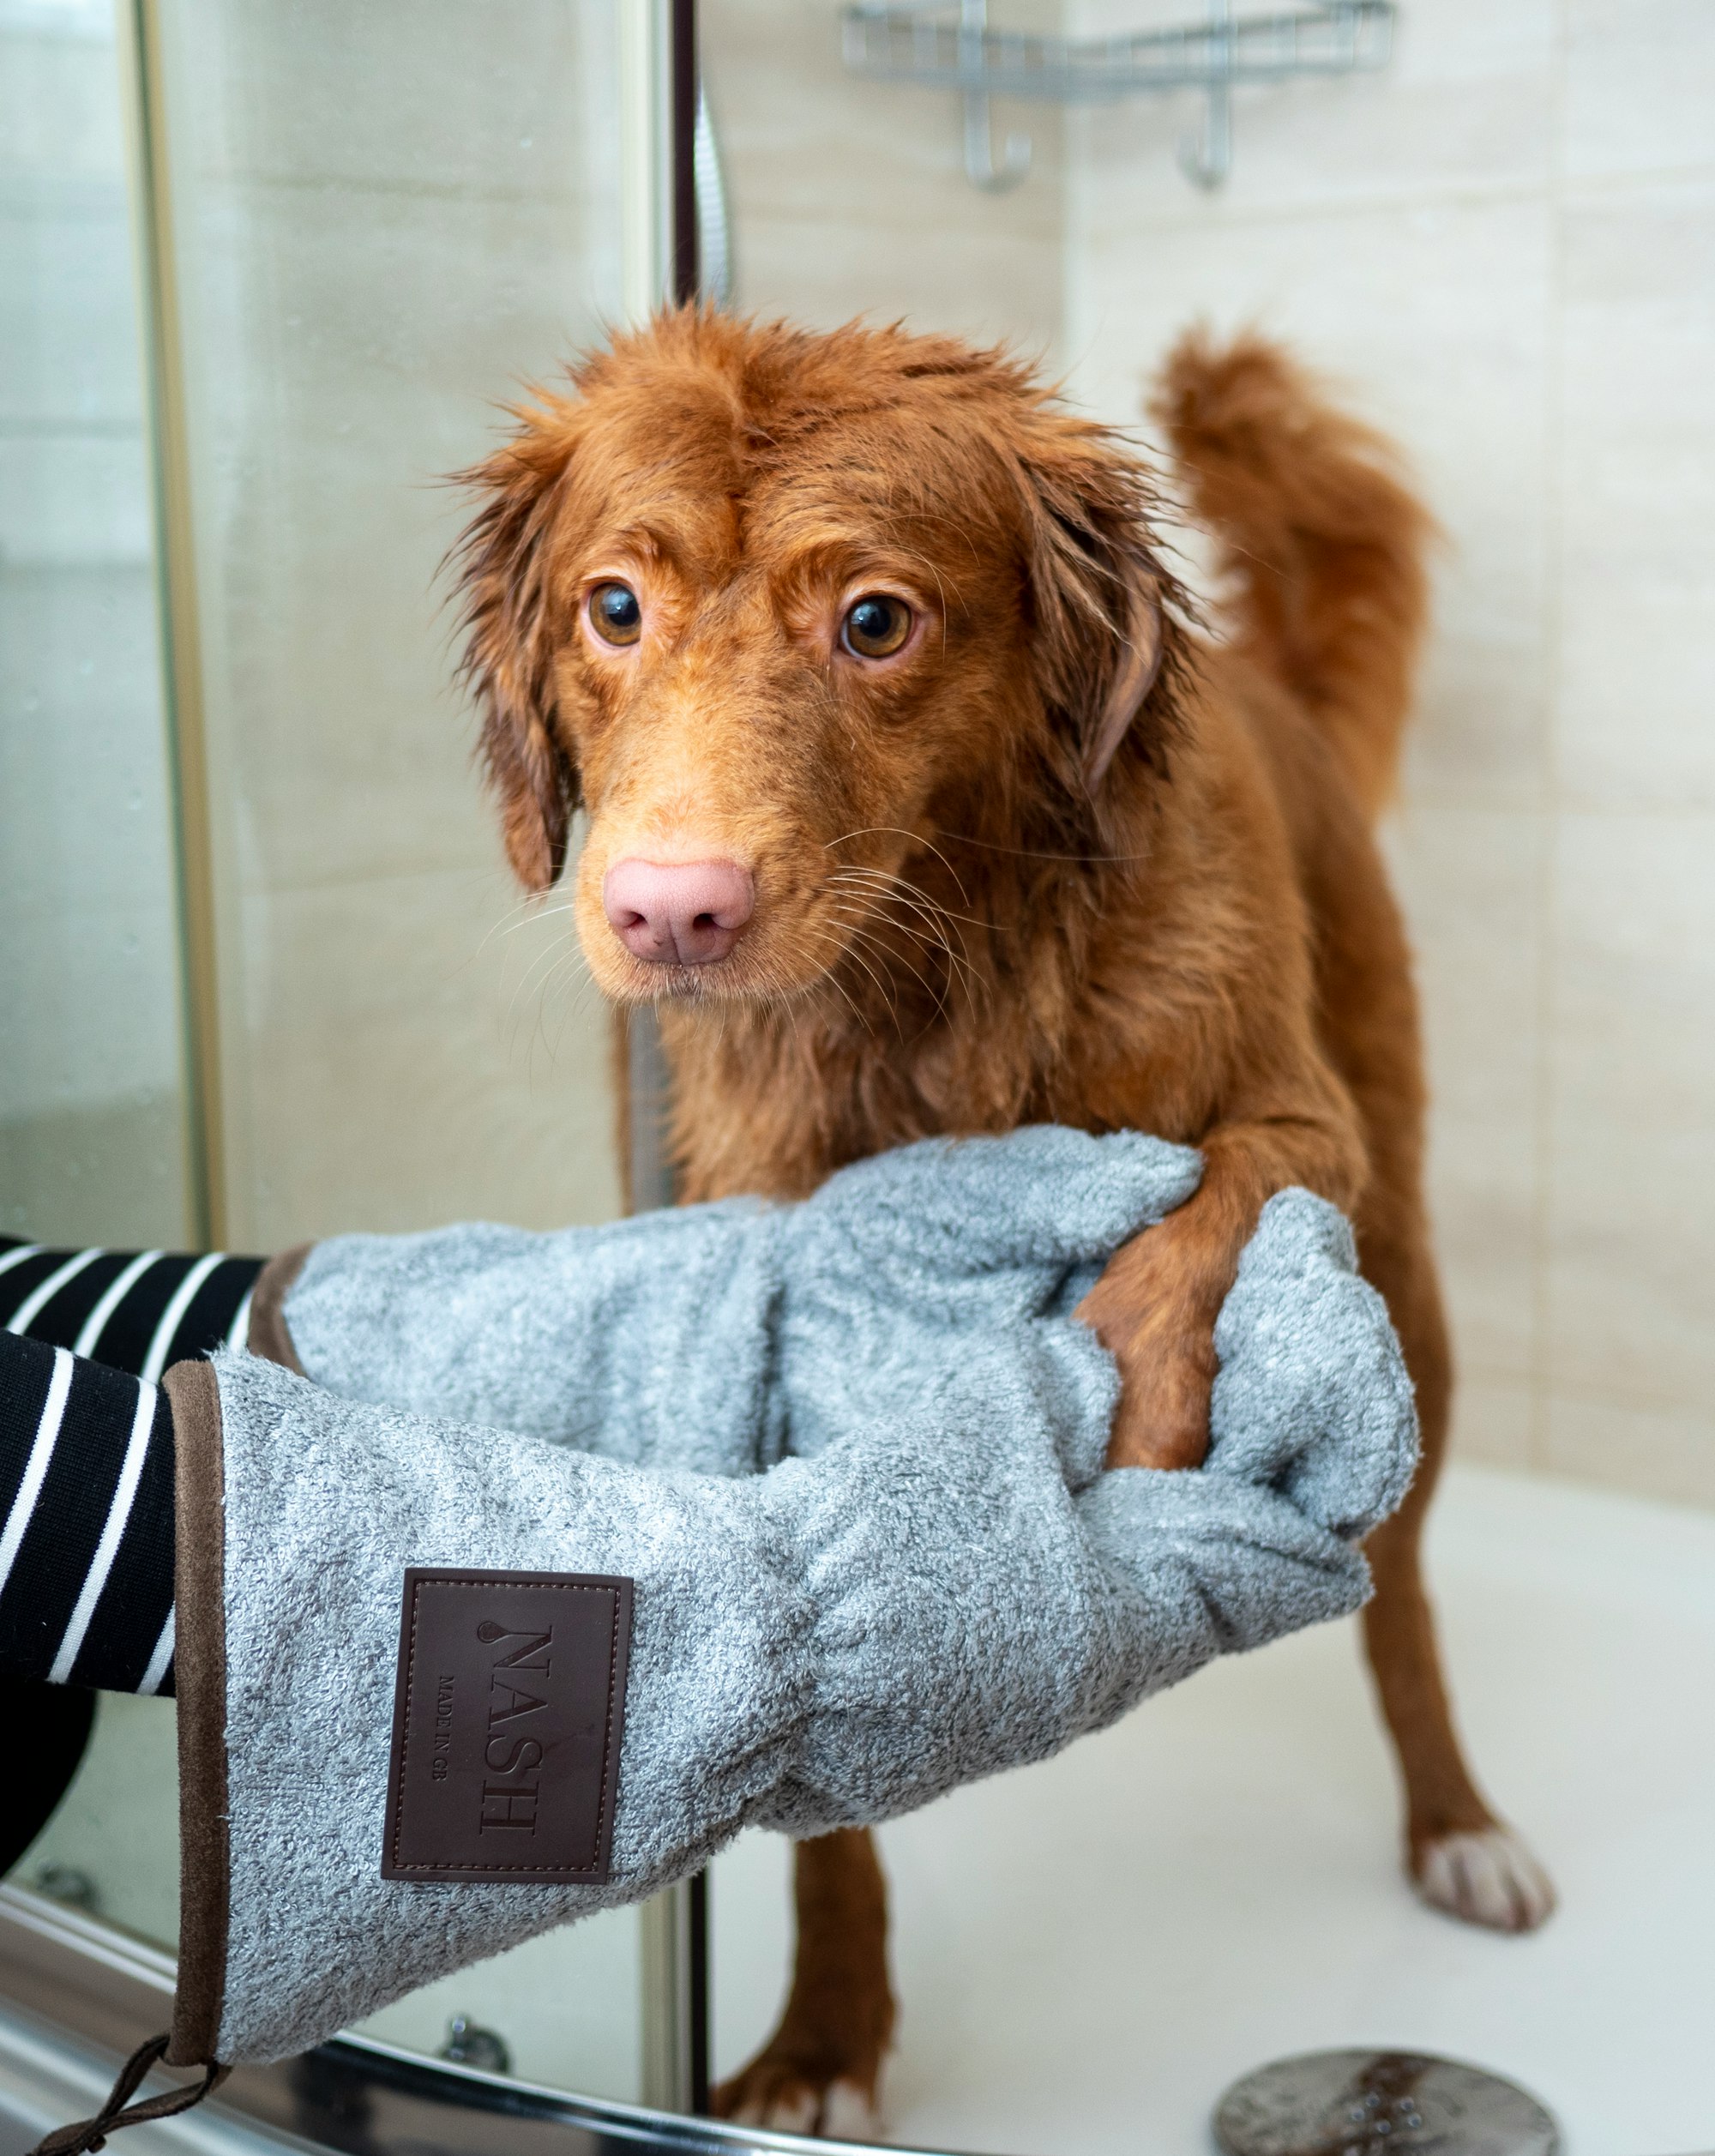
[455,310,1555,2135]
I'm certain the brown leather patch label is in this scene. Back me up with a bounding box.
[382,1568,631,1883]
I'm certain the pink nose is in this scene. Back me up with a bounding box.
[602,858,755,967]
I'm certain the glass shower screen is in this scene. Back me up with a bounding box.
[151,0,627,1253]
[3,0,679,2116]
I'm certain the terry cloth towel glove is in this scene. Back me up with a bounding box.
[146,1132,1414,2087]
[262,1123,1207,1472]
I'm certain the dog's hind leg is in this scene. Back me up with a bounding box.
[1355,1194,1556,1933]
[710,1827,896,2135]
[1296,750,1554,1935]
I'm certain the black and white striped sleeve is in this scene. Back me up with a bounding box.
[0,1239,263,1697]
[0,1336,177,1693]
[0,1239,262,1378]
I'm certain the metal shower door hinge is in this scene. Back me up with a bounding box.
[840,0,1396,191]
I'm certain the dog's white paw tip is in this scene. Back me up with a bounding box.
[821,2079,886,2142]
[715,2067,885,2138]
[1415,1825,1556,1932]
[729,2088,818,2131]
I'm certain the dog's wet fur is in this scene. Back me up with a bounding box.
[456,310,1554,2133]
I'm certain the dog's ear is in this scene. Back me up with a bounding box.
[1081,566,1165,789]
[452,403,583,892]
[1011,417,1180,794]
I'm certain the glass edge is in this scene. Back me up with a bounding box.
[0,1886,958,2156]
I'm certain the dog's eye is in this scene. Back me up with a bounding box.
[589,581,642,647]
[840,593,912,659]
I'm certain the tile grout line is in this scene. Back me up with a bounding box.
[1527,0,1571,1477]
[1072,160,1715,250]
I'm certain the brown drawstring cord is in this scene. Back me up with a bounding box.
[28,2033,230,2156]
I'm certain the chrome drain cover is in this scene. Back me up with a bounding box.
[1214,2049,1560,2156]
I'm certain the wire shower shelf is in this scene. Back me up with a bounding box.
[840,0,1397,190]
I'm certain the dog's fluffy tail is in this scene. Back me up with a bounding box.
[1152,328,1433,821]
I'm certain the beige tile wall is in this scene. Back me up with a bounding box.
[1063,0,1715,1506]
[701,0,1066,359]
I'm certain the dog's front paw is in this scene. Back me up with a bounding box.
[712,2052,884,2140]
[1413,1824,1556,1933]
[1102,1345,1214,1470]
[1077,1222,1219,1472]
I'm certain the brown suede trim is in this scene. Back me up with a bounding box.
[163,1358,230,2069]
[247,1244,310,1373]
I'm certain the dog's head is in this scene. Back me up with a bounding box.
[454,309,1185,1007]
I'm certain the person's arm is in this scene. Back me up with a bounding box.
[0,1237,268,1707]
[0,1328,178,1695]
[0,1237,262,1376]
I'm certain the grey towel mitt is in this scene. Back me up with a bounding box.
[153,1130,1415,2075]
[274,1123,1207,1472]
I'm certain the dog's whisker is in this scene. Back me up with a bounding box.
[823,876,978,972]
[830,934,905,1031]
[826,903,942,985]
[825,906,961,1030]
[511,933,585,1012]
[534,961,581,1071]
[824,916,960,1043]
[827,906,961,1020]
[835,931,939,1021]
[798,928,879,1038]
[508,956,570,1070]
[826,865,993,938]
[825,844,975,918]
[518,944,600,1065]
[822,827,972,906]
[517,944,594,1055]
[831,876,984,972]
[827,892,978,1000]
[497,899,582,939]
[482,886,567,931]
[829,864,988,937]
[804,911,896,992]
[826,883,984,1003]
[929,828,1152,866]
